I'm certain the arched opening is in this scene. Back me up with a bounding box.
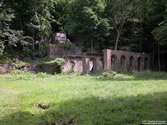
[89,58,95,74]
[129,56,134,72]
[120,55,126,72]
[99,58,104,71]
[111,55,117,71]
[137,57,142,72]
[144,57,149,70]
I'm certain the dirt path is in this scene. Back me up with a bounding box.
[0,88,18,95]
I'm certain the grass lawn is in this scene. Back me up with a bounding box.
[0,71,167,125]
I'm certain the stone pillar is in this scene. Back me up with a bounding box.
[94,57,100,73]
[116,56,121,72]
[48,46,55,59]
[132,58,135,72]
[141,57,145,71]
[83,57,90,74]
[134,57,138,72]
[103,49,111,72]
[125,56,129,72]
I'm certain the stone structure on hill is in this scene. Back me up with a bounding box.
[48,47,150,74]
[48,33,150,74]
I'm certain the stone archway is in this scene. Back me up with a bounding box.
[137,57,142,72]
[144,57,149,70]
[103,49,150,73]
[89,58,95,73]
[111,55,117,71]
[129,56,134,72]
[120,55,126,72]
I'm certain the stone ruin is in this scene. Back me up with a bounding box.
[48,33,150,74]
[48,48,150,74]
[103,49,150,72]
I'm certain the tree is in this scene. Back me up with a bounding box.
[152,16,167,70]
[0,0,28,55]
[64,0,111,51]
[105,0,134,50]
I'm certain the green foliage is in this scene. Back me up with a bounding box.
[102,70,117,79]
[37,58,65,74]
[64,0,111,49]
[0,1,28,55]
[102,72,112,78]
[152,17,167,46]
[0,0,167,71]
[100,71,167,81]
[48,58,65,74]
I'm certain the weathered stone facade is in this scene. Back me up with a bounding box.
[48,46,150,74]
[103,49,150,72]
[48,46,82,59]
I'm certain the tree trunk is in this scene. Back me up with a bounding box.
[152,40,155,70]
[158,43,161,71]
[114,30,121,50]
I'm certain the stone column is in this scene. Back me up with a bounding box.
[116,56,121,72]
[95,57,100,73]
[83,57,90,74]
[134,57,138,72]
[125,56,129,72]
[141,57,145,71]
[103,49,111,72]
[132,58,135,72]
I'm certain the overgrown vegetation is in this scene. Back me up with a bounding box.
[36,58,65,74]
[0,0,167,70]
[0,71,167,125]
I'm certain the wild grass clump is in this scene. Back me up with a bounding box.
[5,70,34,81]
[100,70,134,80]
[0,70,53,81]
[100,71,167,81]
[37,58,65,74]
[134,71,167,80]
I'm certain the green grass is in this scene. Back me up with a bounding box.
[0,71,167,125]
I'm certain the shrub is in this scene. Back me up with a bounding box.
[102,72,112,78]
[54,58,65,73]
[38,44,48,58]
[36,72,51,78]
[109,70,117,76]
[37,58,65,74]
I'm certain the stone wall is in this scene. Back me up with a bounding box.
[63,55,103,74]
[48,46,151,74]
[63,56,83,73]
[48,46,66,59]
[103,49,150,72]
[48,46,82,59]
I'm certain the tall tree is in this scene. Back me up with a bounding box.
[64,0,111,51]
[105,0,134,50]
[0,0,27,55]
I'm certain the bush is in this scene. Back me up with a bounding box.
[38,44,48,58]
[53,58,65,73]
[37,58,65,74]
[102,72,112,78]
[109,70,117,76]
[102,70,117,78]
